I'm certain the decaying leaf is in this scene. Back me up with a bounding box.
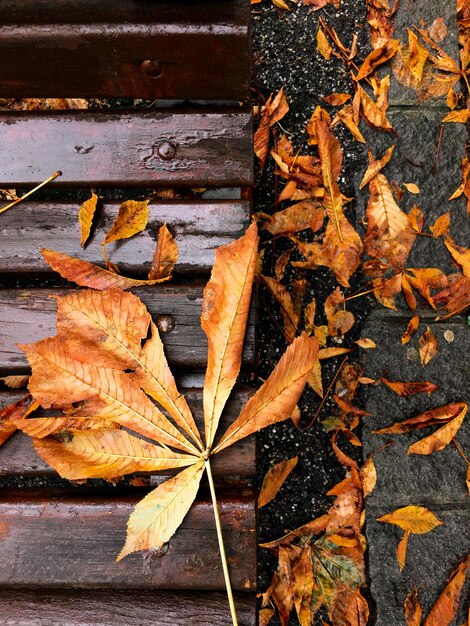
[258,456,299,508]
[78,192,98,247]
[255,88,290,169]
[381,377,438,396]
[423,554,470,626]
[148,223,179,280]
[405,585,423,626]
[408,405,467,456]
[402,315,420,345]
[418,326,438,366]
[325,288,355,337]
[359,145,395,190]
[0,375,30,389]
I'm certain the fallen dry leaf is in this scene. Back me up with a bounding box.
[405,585,423,626]
[325,287,355,337]
[103,199,150,246]
[381,377,438,396]
[418,326,438,366]
[423,554,470,626]
[258,456,299,508]
[402,315,419,345]
[355,338,377,349]
[255,88,290,169]
[149,223,179,280]
[78,192,99,247]
[408,405,467,455]
[359,145,395,190]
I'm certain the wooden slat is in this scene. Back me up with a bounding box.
[0,589,257,626]
[0,388,256,478]
[0,110,253,187]
[0,200,250,276]
[0,1,251,100]
[0,286,256,373]
[0,490,257,590]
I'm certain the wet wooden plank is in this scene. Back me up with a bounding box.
[0,200,250,276]
[0,589,257,626]
[0,0,251,100]
[0,490,257,590]
[0,286,256,373]
[0,110,253,187]
[0,388,256,478]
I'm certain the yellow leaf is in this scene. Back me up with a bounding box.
[0,375,29,389]
[117,461,205,560]
[355,39,399,81]
[444,238,470,280]
[442,109,470,123]
[78,192,98,247]
[407,405,467,455]
[34,428,198,479]
[407,29,429,82]
[377,505,444,534]
[258,456,298,508]
[403,183,420,194]
[424,555,470,626]
[214,334,319,453]
[397,530,410,571]
[42,249,165,290]
[419,326,438,366]
[359,145,394,190]
[308,359,324,397]
[402,315,420,345]
[360,456,377,497]
[149,223,179,280]
[103,199,149,245]
[355,338,377,349]
[317,27,333,61]
[262,275,299,343]
[202,222,259,449]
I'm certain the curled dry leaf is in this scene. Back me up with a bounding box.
[402,315,420,345]
[381,377,438,396]
[257,200,325,236]
[408,404,467,456]
[419,326,438,366]
[103,199,150,246]
[323,93,352,106]
[355,39,399,81]
[254,87,289,169]
[258,456,299,508]
[149,223,179,280]
[262,275,299,343]
[404,585,422,626]
[359,145,394,190]
[0,375,29,389]
[78,192,98,247]
[374,402,467,435]
[423,554,470,626]
[42,249,164,290]
[317,26,333,61]
[325,287,355,337]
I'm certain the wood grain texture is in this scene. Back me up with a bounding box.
[0,201,250,276]
[0,286,256,373]
[0,490,257,590]
[0,388,256,478]
[0,110,253,187]
[0,0,251,100]
[0,589,257,626]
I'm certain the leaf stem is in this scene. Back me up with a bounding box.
[205,457,238,626]
[0,171,61,216]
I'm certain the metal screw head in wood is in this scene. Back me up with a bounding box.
[157,141,177,161]
[140,59,162,78]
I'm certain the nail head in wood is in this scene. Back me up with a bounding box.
[140,59,162,78]
[156,315,175,334]
[157,141,177,161]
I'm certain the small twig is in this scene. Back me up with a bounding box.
[306,355,349,429]
[0,171,62,216]
[433,124,444,172]
[453,438,469,465]
[205,457,238,626]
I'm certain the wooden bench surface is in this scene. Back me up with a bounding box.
[0,490,257,590]
[0,200,250,276]
[0,110,253,188]
[0,590,257,626]
[0,0,251,100]
[0,389,256,479]
[0,286,256,373]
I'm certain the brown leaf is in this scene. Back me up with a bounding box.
[255,88,290,169]
[323,93,352,106]
[117,461,205,560]
[149,223,179,280]
[428,17,448,43]
[262,275,299,343]
[214,334,319,453]
[360,456,377,497]
[258,200,325,236]
[42,249,164,290]
[308,359,324,397]
[78,192,98,247]
[408,405,467,455]
[419,326,438,366]
[377,505,443,534]
[373,403,467,435]
[403,183,420,194]
[424,555,470,626]
[381,377,438,396]
[0,396,33,447]
[259,608,275,626]
[430,212,451,238]
[355,39,399,81]
[319,347,352,359]
[0,375,29,389]
[355,338,376,349]
[405,585,423,626]
[317,26,333,61]
[364,173,416,269]
[103,199,149,245]
[325,288,355,337]
[442,109,470,123]
[402,315,420,345]
[444,238,470,280]
[258,456,299,508]
[407,29,429,82]
[357,84,393,131]
[360,146,395,190]
[202,223,259,448]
